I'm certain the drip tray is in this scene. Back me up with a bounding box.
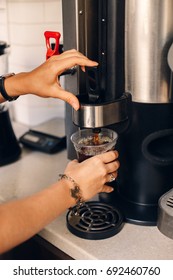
[66,201,124,240]
[157,188,173,239]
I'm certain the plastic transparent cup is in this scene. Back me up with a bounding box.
[71,128,118,162]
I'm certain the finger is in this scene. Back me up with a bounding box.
[55,57,98,75]
[52,49,90,60]
[59,90,80,110]
[53,49,95,72]
[105,160,120,173]
[101,185,114,193]
[106,172,118,183]
[49,85,80,110]
[97,150,119,164]
[50,50,97,63]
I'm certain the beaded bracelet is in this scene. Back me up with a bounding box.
[58,174,84,208]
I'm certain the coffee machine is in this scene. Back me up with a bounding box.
[62,0,173,226]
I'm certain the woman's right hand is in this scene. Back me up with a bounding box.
[63,150,120,202]
[4,49,98,109]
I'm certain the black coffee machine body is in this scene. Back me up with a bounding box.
[62,0,173,225]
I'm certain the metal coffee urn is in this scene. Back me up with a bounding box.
[62,0,173,225]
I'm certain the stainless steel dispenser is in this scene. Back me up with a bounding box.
[62,0,173,225]
[125,0,173,103]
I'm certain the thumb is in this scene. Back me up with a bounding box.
[101,185,114,193]
[58,89,80,111]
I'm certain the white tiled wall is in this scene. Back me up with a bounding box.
[0,0,65,126]
[0,0,8,41]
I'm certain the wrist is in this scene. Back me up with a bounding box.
[58,174,84,208]
[4,72,29,98]
[54,179,77,209]
[0,73,19,101]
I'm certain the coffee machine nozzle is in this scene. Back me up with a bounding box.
[72,66,131,128]
[72,93,130,129]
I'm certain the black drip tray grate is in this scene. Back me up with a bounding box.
[66,201,124,240]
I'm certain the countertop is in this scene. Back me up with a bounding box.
[0,118,173,260]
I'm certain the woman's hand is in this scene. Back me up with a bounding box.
[63,150,120,202]
[4,49,98,110]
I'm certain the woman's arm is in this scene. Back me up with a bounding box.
[0,151,119,254]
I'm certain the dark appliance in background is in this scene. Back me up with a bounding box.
[62,0,173,226]
[0,41,21,166]
[0,106,21,166]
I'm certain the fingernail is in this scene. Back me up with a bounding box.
[72,103,79,111]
